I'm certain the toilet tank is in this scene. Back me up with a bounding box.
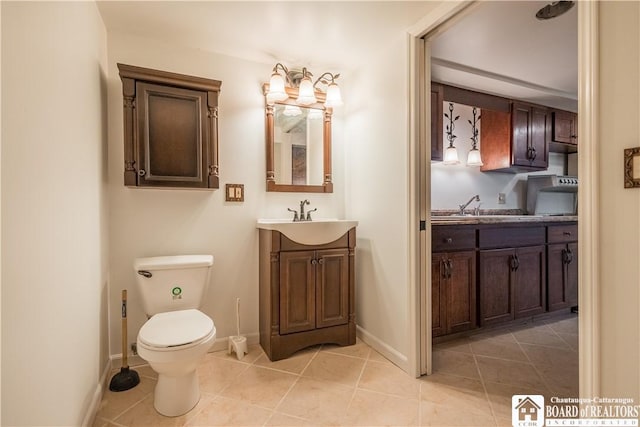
[134,255,213,316]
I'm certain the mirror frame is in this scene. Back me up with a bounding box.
[263,83,333,193]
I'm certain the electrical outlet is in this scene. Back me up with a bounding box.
[498,193,506,204]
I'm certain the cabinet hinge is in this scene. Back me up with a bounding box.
[419,220,426,231]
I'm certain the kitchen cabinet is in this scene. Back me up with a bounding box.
[431,83,444,161]
[480,101,549,173]
[478,226,546,326]
[550,110,578,153]
[547,224,578,311]
[259,228,355,361]
[118,64,222,189]
[431,226,477,337]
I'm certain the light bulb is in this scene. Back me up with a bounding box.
[267,72,287,103]
[466,148,483,166]
[443,145,460,165]
[296,76,317,106]
[324,82,343,107]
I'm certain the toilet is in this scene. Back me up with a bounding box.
[134,255,216,417]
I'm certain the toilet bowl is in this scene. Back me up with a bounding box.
[137,309,216,416]
[133,255,216,417]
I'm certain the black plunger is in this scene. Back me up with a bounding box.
[109,290,140,392]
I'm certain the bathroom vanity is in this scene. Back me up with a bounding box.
[257,221,357,361]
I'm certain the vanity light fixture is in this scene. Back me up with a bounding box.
[266,62,342,108]
[443,102,460,165]
[466,107,483,167]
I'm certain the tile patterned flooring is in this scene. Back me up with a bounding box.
[94,315,578,426]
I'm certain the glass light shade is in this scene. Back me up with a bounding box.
[282,105,302,117]
[443,145,460,165]
[296,77,317,106]
[324,83,343,107]
[466,148,483,166]
[267,72,288,103]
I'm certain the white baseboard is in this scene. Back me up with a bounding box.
[81,358,111,427]
[110,333,261,369]
[357,325,409,373]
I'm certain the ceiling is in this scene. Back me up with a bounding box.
[96,1,438,71]
[431,1,578,111]
[97,1,577,111]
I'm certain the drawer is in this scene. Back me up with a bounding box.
[432,226,476,252]
[478,226,545,249]
[547,224,578,243]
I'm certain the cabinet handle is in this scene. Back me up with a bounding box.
[441,260,448,279]
[528,146,537,161]
[444,237,453,244]
[138,169,146,177]
[514,255,520,270]
[563,248,574,264]
[311,259,317,265]
[318,258,324,265]
[563,231,572,236]
[445,259,453,279]
[510,255,520,271]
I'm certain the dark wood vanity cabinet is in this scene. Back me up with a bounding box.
[547,224,578,311]
[478,227,546,326]
[259,229,356,361]
[431,83,444,161]
[431,226,477,337]
[118,64,222,189]
[481,102,549,172]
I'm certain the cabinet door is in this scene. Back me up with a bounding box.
[552,111,577,145]
[479,248,515,326]
[511,102,532,167]
[431,255,447,337]
[431,83,444,161]
[528,107,549,169]
[514,245,546,318]
[315,249,349,329]
[280,251,316,334]
[447,251,477,334]
[547,242,577,311]
[136,82,209,188]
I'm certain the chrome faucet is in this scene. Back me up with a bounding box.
[288,200,315,222]
[459,195,480,215]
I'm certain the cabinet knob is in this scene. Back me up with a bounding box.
[444,237,453,244]
[318,258,324,265]
[138,169,146,177]
[311,259,317,265]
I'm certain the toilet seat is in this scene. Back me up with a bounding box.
[139,309,214,350]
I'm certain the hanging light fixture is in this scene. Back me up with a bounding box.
[443,103,460,165]
[467,107,483,167]
[265,63,342,108]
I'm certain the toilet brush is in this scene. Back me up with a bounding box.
[109,290,140,392]
[228,297,248,360]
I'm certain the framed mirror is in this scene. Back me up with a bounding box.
[264,84,333,193]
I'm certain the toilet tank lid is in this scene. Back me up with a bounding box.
[134,255,214,271]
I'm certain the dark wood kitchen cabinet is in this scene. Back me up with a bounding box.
[259,228,356,361]
[431,226,477,337]
[547,224,578,311]
[481,102,549,173]
[478,226,546,326]
[551,110,578,145]
[431,83,444,161]
[118,64,222,189]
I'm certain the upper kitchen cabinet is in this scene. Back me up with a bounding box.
[118,64,222,189]
[431,83,444,161]
[480,101,549,173]
[549,110,578,153]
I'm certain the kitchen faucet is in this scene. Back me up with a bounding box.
[459,195,480,215]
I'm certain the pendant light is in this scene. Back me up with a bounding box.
[466,107,483,167]
[443,103,460,165]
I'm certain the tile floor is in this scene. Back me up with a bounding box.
[94,314,578,427]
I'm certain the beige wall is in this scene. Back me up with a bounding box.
[1,2,109,425]
[598,0,640,402]
[105,32,346,358]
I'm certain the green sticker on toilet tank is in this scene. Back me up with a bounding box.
[172,286,182,296]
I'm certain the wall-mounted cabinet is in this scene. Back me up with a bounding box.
[549,110,578,153]
[480,102,549,173]
[118,64,222,189]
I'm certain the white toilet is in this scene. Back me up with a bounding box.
[134,255,216,417]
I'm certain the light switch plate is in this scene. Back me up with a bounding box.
[225,184,244,202]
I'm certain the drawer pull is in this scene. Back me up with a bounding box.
[444,238,453,244]
[563,231,572,236]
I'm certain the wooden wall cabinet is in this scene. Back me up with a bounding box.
[259,228,356,361]
[547,224,578,311]
[478,226,546,326]
[118,64,222,189]
[550,110,578,153]
[431,226,477,337]
[481,102,549,173]
[431,83,444,161]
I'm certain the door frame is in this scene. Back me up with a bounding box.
[408,1,600,400]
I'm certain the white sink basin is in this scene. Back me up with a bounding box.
[257,219,358,245]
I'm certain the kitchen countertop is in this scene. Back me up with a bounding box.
[431,215,578,225]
